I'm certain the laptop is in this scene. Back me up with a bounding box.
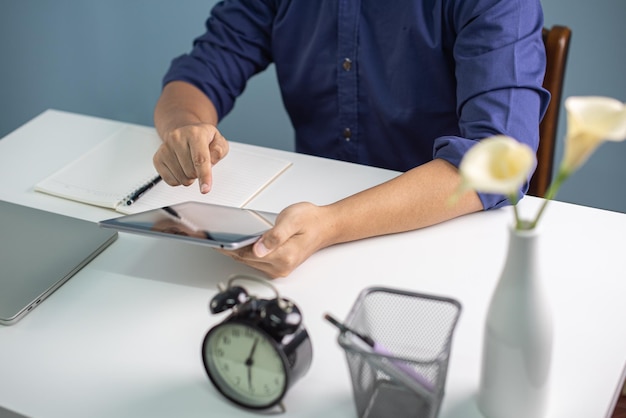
[0,405,28,418]
[0,201,118,325]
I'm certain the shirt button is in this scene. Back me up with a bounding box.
[342,58,352,71]
[343,127,352,141]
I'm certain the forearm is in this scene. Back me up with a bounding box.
[321,159,483,247]
[154,81,220,139]
[236,159,482,278]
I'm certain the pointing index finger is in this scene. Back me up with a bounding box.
[188,129,215,194]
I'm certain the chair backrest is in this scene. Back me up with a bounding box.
[528,25,572,197]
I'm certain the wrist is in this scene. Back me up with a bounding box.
[317,203,349,248]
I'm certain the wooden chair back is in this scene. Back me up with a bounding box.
[528,25,572,197]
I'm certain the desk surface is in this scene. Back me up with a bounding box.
[1,110,625,418]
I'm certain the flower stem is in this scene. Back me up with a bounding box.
[508,193,525,229]
[512,203,519,227]
[529,169,570,229]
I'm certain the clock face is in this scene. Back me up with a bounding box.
[203,321,288,408]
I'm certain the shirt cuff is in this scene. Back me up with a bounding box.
[433,135,521,210]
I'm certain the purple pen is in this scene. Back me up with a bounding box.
[324,313,435,394]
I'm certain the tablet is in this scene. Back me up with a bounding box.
[99,202,276,250]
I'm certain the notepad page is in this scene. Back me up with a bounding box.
[35,125,161,208]
[118,145,292,214]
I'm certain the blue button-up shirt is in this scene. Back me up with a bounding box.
[163,0,549,209]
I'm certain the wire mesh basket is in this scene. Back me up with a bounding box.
[337,287,462,418]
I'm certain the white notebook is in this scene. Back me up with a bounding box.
[35,125,292,214]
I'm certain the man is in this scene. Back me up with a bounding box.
[153,0,549,277]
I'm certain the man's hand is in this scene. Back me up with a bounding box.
[153,123,229,194]
[219,202,334,278]
[153,81,228,194]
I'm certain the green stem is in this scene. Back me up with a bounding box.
[512,202,522,229]
[508,193,524,229]
[529,169,570,229]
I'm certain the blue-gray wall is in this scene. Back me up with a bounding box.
[1,0,625,213]
[540,0,626,214]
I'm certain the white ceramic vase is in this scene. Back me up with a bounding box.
[477,227,553,418]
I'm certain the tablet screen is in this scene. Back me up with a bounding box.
[100,202,276,250]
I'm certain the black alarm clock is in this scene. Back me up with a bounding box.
[201,274,313,411]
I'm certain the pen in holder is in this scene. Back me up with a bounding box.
[328,287,461,418]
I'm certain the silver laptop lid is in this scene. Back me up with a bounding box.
[0,201,117,325]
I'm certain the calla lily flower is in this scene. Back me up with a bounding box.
[560,96,626,175]
[454,96,626,230]
[458,135,536,196]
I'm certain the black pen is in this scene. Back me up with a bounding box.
[324,313,375,346]
[125,176,162,206]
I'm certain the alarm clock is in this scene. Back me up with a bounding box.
[201,274,313,411]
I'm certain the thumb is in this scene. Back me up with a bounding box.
[253,224,291,258]
[253,237,271,258]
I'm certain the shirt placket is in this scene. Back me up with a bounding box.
[337,0,360,162]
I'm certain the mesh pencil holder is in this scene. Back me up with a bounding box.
[337,287,462,418]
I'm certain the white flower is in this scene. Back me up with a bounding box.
[560,96,626,175]
[458,135,536,196]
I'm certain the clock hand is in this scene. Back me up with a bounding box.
[245,337,259,365]
[245,338,259,390]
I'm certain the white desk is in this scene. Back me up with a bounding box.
[1,110,625,418]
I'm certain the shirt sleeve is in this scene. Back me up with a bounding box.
[433,0,550,209]
[162,0,276,120]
